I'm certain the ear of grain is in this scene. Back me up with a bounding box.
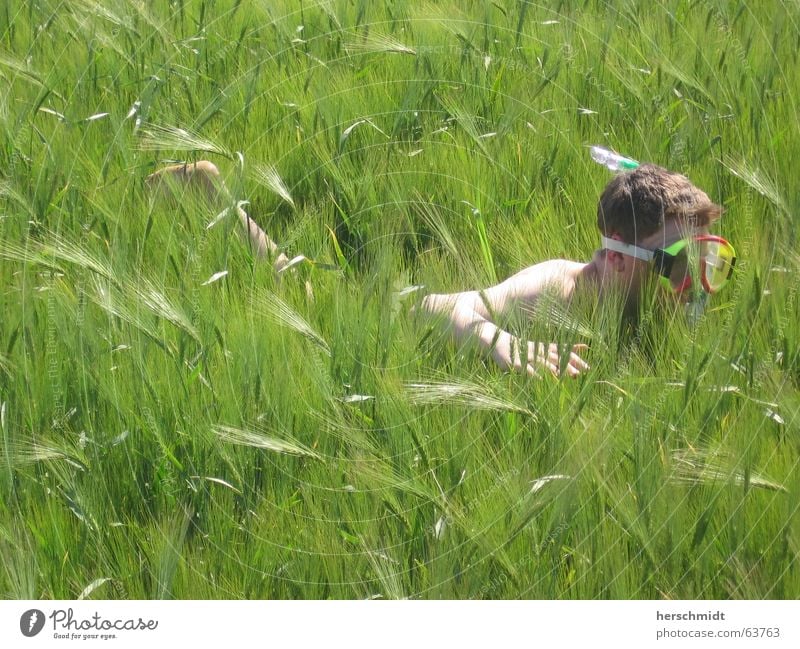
[77,577,112,600]
[722,155,790,217]
[212,424,322,459]
[139,124,232,159]
[436,93,490,158]
[671,448,786,492]
[344,31,416,55]
[251,163,295,208]
[254,290,330,355]
[361,540,406,600]
[402,379,534,416]
[154,506,193,600]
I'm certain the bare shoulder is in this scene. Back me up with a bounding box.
[501,259,584,283]
[420,259,586,321]
[483,259,586,309]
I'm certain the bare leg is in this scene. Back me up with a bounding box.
[146,161,289,272]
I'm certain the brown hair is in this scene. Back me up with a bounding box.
[597,164,723,243]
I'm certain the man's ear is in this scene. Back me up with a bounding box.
[606,233,627,273]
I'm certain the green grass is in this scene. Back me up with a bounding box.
[0,0,798,599]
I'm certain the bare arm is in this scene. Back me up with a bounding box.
[420,261,589,377]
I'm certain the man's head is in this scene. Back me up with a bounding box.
[592,164,725,314]
[597,163,722,242]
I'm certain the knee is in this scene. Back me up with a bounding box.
[188,160,222,199]
[146,160,223,202]
[192,160,220,179]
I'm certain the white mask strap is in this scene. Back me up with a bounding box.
[600,236,655,262]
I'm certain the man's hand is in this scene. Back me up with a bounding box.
[420,270,591,379]
[490,336,589,378]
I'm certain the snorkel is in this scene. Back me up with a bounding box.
[590,146,736,324]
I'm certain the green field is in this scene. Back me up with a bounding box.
[0,0,798,599]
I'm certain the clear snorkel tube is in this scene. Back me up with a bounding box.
[589,146,639,172]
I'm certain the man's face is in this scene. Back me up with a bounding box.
[607,219,709,314]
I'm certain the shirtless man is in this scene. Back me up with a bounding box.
[147,161,734,379]
[421,164,732,377]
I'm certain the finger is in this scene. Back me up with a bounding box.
[567,362,588,378]
[544,355,562,375]
[570,349,589,365]
[569,352,590,371]
[527,342,544,362]
[544,360,560,377]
